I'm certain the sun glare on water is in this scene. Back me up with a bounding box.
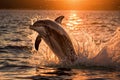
[66,11,83,30]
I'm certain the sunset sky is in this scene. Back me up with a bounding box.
[0,0,120,10]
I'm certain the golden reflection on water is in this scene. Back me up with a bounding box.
[66,11,83,30]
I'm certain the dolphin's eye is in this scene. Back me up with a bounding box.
[33,24,40,27]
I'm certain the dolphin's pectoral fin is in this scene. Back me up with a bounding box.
[35,35,42,50]
[55,16,64,24]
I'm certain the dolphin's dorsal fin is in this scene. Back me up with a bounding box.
[55,16,64,24]
[35,35,42,50]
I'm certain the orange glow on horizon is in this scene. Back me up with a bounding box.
[46,0,117,10]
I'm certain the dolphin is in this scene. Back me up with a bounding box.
[30,16,77,63]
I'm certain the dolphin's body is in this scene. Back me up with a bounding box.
[30,16,77,63]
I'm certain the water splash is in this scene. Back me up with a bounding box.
[71,27,120,69]
[92,27,120,67]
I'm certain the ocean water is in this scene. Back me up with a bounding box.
[0,10,120,80]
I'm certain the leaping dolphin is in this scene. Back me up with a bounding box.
[30,16,77,63]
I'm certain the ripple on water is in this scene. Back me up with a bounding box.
[1,45,30,50]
